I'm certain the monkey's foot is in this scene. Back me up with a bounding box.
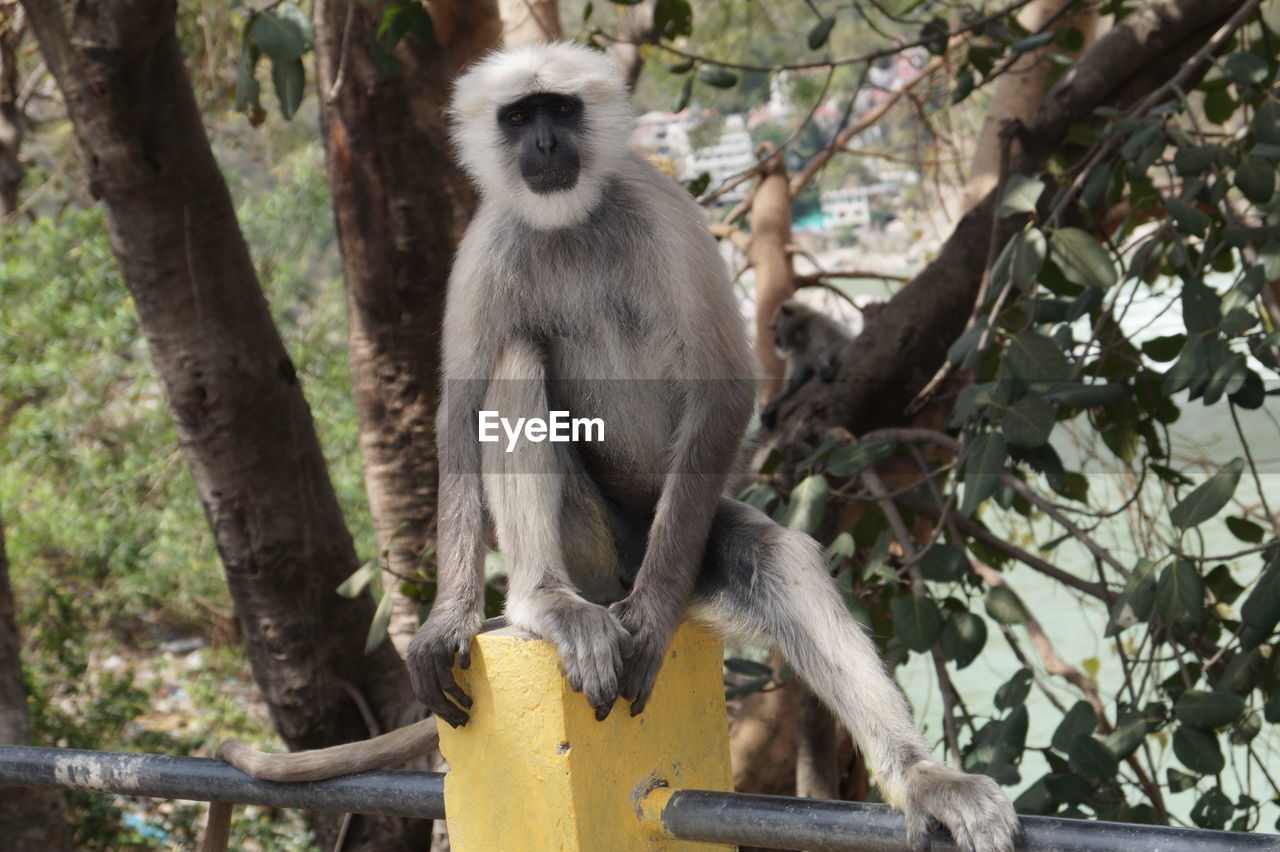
[508,591,634,720]
[608,598,673,716]
[407,608,483,728]
[895,762,1019,852]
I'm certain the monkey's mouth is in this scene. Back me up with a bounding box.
[522,161,580,194]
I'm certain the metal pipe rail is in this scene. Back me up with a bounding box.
[3,745,1279,851]
[0,746,444,819]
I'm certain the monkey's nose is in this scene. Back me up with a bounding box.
[535,128,558,155]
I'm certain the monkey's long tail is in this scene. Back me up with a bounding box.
[216,716,441,782]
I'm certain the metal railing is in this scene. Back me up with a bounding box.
[2,745,1278,851]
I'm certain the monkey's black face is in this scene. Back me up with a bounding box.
[498,93,584,194]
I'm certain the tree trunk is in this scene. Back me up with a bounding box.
[499,0,561,44]
[748,150,794,405]
[0,5,24,217]
[0,519,71,852]
[608,0,656,90]
[314,0,500,659]
[20,2,422,848]
[961,0,1097,210]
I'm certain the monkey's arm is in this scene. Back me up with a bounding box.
[760,364,815,431]
[405,381,489,726]
[611,377,753,713]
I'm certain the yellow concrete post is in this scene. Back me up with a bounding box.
[437,621,736,851]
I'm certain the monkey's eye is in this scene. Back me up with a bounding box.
[556,102,575,116]
[507,110,529,125]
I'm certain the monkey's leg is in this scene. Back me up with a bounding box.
[481,340,633,719]
[690,499,1019,852]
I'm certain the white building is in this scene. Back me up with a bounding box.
[632,111,695,179]
[819,182,901,229]
[690,115,755,202]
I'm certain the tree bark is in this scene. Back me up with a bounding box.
[0,4,23,217]
[499,0,560,44]
[780,0,1245,451]
[20,2,421,847]
[961,0,1097,210]
[314,0,500,658]
[748,150,794,404]
[608,0,656,90]
[0,519,71,852]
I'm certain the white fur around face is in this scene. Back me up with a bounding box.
[450,42,634,230]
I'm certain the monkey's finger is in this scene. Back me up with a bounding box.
[594,698,616,721]
[617,630,635,660]
[456,644,472,670]
[443,679,473,710]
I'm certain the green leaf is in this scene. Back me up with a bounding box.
[1236,156,1276,205]
[919,543,969,582]
[940,610,987,668]
[1230,709,1262,745]
[1169,458,1243,530]
[724,657,774,678]
[1010,32,1054,52]
[1174,725,1223,774]
[251,2,314,62]
[1223,51,1269,87]
[999,175,1045,218]
[1174,145,1219,175]
[950,69,975,105]
[1191,788,1233,830]
[1106,558,1158,636]
[364,587,394,653]
[1003,396,1056,448]
[1068,736,1118,785]
[826,441,895,477]
[1253,100,1280,144]
[961,432,1007,516]
[234,38,263,116]
[892,594,943,653]
[1156,560,1204,626]
[1265,689,1280,724]
[995,669,1033,710]
[1005,331,1071,383]
[270,56,306,120]
[1167,767,1198,793]
[1225,516,1265,544]
[1175,691,1245,730]
[985,585,1028,625]
[1102,712,1150,759]
[1204,87,1235,124]
[1142,334,1185,363]
[653,0,693,39]
[1038,381,1123,407]
[807,16,836,50]
[698,65,739,88]
[1012,229,1047,290]
[1051,228,1116,289]
[337,558,380,598]
[783,474,829,534]
[1239,558,1280,648]
[1166,198,1210,237]
[1052,701,1098,752]
[673,77,693,112]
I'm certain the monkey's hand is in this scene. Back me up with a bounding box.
[608,597,677,717]
[890,761,1019,852]
[406,608,483,728]
[508,590,634,721]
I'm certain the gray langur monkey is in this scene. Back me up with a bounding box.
[760,299,855,431]
[218,42,1018,852]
